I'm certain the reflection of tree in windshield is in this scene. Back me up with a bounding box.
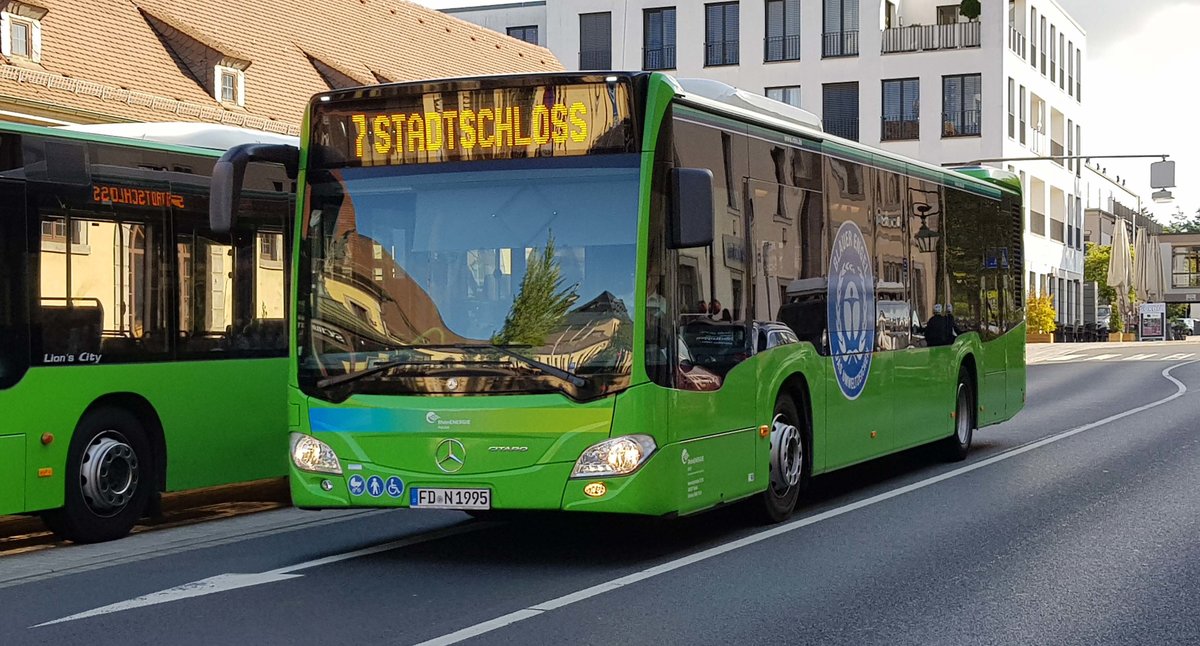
[494,233,578,346]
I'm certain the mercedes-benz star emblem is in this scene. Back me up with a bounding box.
[435,438,466,473]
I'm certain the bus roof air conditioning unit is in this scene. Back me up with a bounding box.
[677,78,823,132]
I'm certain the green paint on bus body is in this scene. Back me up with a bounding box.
[287,72,1026,518]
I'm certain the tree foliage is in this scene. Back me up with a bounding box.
[493,234,578,347]
[1163,208,1200,234]
[959,0,981,20]
[1026,290,1057,334]
[1083,243,1117,306]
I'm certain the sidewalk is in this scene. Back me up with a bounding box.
[1027,339,1198,363]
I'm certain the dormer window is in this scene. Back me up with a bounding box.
[10,17,29,56]
[0,2,46,64]
[215,65,244,106]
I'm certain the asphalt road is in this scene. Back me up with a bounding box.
[3,342,1199,646]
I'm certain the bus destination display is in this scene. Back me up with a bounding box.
[312,82,634,167]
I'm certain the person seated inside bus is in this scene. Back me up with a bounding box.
[708,299,732,322]
[925,304,960,347]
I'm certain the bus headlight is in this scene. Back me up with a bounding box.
[290,433,342,475]
[571,435,656,478]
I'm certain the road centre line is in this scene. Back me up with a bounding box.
[412,361,1197,646]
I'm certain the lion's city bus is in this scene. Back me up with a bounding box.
[0,121,294,542]
[211,72,1025,521]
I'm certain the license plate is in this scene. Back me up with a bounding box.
[410,488,491,510]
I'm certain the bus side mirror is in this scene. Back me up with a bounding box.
[210,143,299,234]
[669,167,714,249]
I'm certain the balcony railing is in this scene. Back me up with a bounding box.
[822,30,858,57]
[764,34,801,62]
[824,117,859,141]
[1030,128,1046,153]
[643,46,676,70]
[942,110,981,137]
[1008,26,1026,58]
[881,116,919,141]
[705,40,739,66]
[579,50,611,70]
[881,22,981,54]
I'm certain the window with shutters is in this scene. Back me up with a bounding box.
[1029,8,1038,69]
[822,0,859,57]
[881,78,919,141]
[766,85,801,107]
[643,7,676,70]
[1049,25,1056,83]
[506,25,539,45]
[1058,32,1065,90]
[1039,16,1046,74]
[1019,85,1026,144]
[942,74,981,137]
[579,12,612,70]
[1068,42,1074,97]
[1007,78,1015,140]
[822,82,859,141]
[765,0,800,62]
[705,2,739,66]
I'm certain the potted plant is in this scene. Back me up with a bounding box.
[1026,291,1056,343]
[960,0,981,21]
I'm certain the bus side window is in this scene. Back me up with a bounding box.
[35,186,169,364]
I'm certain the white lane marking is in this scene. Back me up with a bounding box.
[1163,353,1195,361]
[33,522,489,627]
[412,361,1197,646]
[1121,354,1157,361]
[1080,353,1120,362]
[1042,354,1086,362]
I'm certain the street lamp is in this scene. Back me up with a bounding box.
[913,203,941,253]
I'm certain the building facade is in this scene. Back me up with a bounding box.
[446,0,1088,325]
[0,0,559,133]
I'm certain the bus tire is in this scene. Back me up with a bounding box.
[41,408,153,543]
[941,367,975,462]
[755,394,810,523]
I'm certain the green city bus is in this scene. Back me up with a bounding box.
[212,72,1025,521]
[0,121,294,542]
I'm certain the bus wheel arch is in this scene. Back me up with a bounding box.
[41,399,161,543]
[755,374,813,523]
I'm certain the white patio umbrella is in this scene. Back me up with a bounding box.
[1107,218,1134,320]
[1133,226,1149,302]
[1146,235,1164,302]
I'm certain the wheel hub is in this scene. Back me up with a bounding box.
[80,433,139,516]
[769,414,803,493]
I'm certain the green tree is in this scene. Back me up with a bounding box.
[493,233,578,347]
[1083,243,1117,306]
[1163,208,1200,234]
[959,0,981,21]
[1026,290,1057,334]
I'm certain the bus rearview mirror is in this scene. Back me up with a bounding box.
[210,143,300,234]
[669,168,714,249]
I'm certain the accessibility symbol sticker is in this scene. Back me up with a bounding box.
[827,220,875,400]
[366,475,385,498]
[348,474,366,497]
[385,476,405,498]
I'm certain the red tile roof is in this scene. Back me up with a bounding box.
[0,0,561,133]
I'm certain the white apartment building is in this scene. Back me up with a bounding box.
[445,0,1088,325]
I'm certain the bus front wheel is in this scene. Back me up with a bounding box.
[42,408,153,543]
[755,394,810,523]
[941,367,975,462]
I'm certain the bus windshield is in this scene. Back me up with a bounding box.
[299,155,641,399]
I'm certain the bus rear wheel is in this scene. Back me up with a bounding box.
[755,394,810,523]
[42,408,153,543]
[941,367,975,462]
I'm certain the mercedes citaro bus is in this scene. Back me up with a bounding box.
[210,72,1025,522]
[0,121,295,542]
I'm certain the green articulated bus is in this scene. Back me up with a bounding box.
[0,121,295,542]
[212,72,1025,522]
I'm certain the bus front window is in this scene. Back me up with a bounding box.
[299,155,641,400]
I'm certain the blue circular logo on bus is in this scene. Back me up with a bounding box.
[827,221,875,400]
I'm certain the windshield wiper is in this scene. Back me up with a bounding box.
[422,344,590,388]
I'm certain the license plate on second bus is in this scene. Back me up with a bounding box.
[410,488,491,510]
